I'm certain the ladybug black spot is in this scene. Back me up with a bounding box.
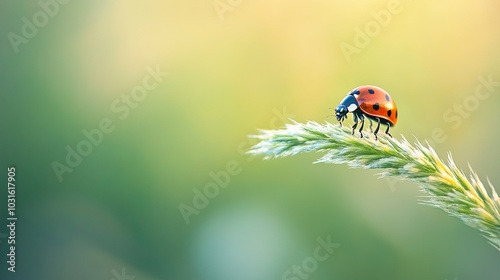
[368,89,375,94]
[395,110,398,118]
[387,109,392,117]
[373,103,380,110]
[385,94,390,101]
[352,90,360,95]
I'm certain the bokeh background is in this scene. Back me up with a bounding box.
[2,0,500,279]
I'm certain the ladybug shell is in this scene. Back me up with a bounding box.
[352,85,398,126]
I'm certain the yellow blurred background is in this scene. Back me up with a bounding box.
[2,0,500,279]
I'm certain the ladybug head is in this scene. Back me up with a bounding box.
[334,93,358,123]
[335,105,348,122]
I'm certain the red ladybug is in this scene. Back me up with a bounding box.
[334,85,398,140]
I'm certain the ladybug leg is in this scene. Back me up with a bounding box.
[385,125,392,138]
[351,113,358,135]
[373,118,381,140]
[358,114,365,138]
[369,119,374,132]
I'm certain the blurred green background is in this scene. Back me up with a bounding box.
[2,0,500,279]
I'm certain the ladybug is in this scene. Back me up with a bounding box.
[334,85,398,140]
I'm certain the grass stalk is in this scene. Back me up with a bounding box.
[248,120,500,250]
